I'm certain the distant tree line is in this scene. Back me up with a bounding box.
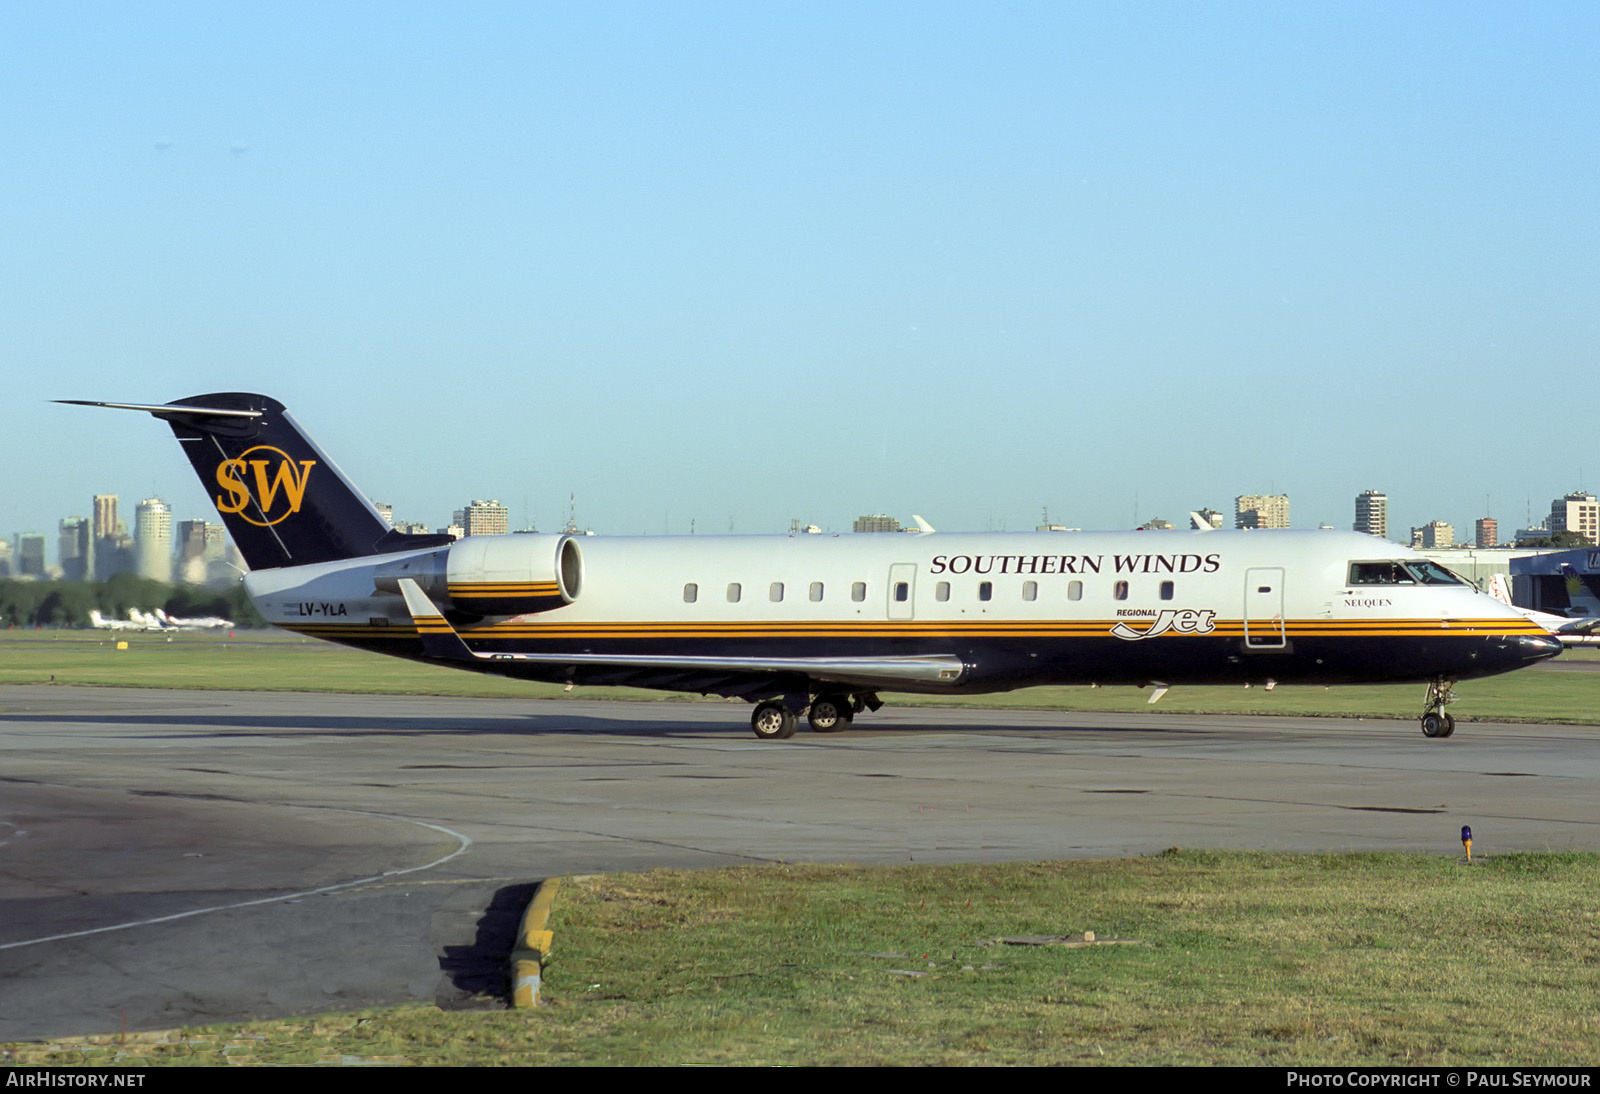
[0,573,265,628]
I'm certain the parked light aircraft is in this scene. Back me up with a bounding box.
[151,607,235,631]
[62,393,1562,740]
[89,609,160,632]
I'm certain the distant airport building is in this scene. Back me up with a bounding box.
[1509,544,1600,614]
[134,498,173,583]
[1235,494,1289,529]
[1475,518,1498,549]
[1354,490,1388,539]
[1411,520,1454,549]
[1137,518,1175,530]
[1549,492,1599,545]
[375,502,395,527]
[853,514,901,533]
[0,539,10,577]
[1192,509,1225,530]
[460,500,509,537]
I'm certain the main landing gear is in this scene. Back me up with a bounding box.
[1419,677,1457,739]
[750,692,879,740]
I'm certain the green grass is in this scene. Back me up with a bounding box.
[2,628,1596,724]
[8,852,1599,1066]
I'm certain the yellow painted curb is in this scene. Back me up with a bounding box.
[511,877,560,1007]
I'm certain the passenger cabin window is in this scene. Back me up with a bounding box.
[1160,581,1174,601]
[852,582,866,602]
[978,581,993,602]
[894,582,909,602]
[1022,580,1038,602]
[810,582,824,602]
[726,583,741,603]
[683,583,698,603]
[1068,580,1083,601]
[770,582,784,602]
[1113,581,1129,601]
[935,581,950,602]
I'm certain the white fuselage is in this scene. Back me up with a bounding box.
[245,528,1554,694]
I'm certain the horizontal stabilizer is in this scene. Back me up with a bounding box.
[54,399,263,420]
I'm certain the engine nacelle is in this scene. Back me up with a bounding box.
[373,534,583,615]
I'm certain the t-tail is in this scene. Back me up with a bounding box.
[57,393,452,570]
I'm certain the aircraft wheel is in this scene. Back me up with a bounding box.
[1439,713,1456,738]
[752,701,798,740]
[1421,712,1449,739]
[807,696,854,733]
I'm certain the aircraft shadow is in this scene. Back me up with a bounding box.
[0,707,1220,740]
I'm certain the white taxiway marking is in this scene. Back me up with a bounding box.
[0,813,472,952]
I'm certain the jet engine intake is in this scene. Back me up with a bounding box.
[374,534,582,615]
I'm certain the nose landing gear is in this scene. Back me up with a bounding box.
[1420,677,1457,739]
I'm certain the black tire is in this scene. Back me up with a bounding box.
[1421,712,1447,738]
[1439,713,1455,738]
[752,701,798,740]
[808,697,854,733]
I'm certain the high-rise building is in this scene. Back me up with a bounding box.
[1549,492,1599,545]
[59,517,92,581]
[135,498,173,582]
[375,502,394,527]
[1411,520,1454,548]
[91,494,132,579]
[1235,494,1289,529]
[1354,490,1388,539]
[1192,508,1225,530]
[853,514,901,533]
[15,534,46,578]
[92,495,118,539]
[1475,518,1498,549]
[461,499,509,537]
[176,519,209,562]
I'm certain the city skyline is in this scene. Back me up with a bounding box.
[4,6,1598,546]
[8,483,1596,577]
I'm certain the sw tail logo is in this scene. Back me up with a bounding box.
[215,446,317,527]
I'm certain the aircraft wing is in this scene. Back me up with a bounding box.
[397,579,967,691]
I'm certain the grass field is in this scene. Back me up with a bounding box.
[2,627,1597,725]
[6,851,1598,1066]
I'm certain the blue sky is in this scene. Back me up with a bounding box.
[4,2,1597,556]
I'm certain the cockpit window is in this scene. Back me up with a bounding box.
[1349,560,1465,586]
[1406,560,1466,585]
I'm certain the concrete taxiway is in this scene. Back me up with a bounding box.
[2,685,1596,1041]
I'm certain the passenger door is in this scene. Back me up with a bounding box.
[1244,567,1286,649]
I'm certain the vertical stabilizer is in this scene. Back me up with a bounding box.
[60,393,451,570]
